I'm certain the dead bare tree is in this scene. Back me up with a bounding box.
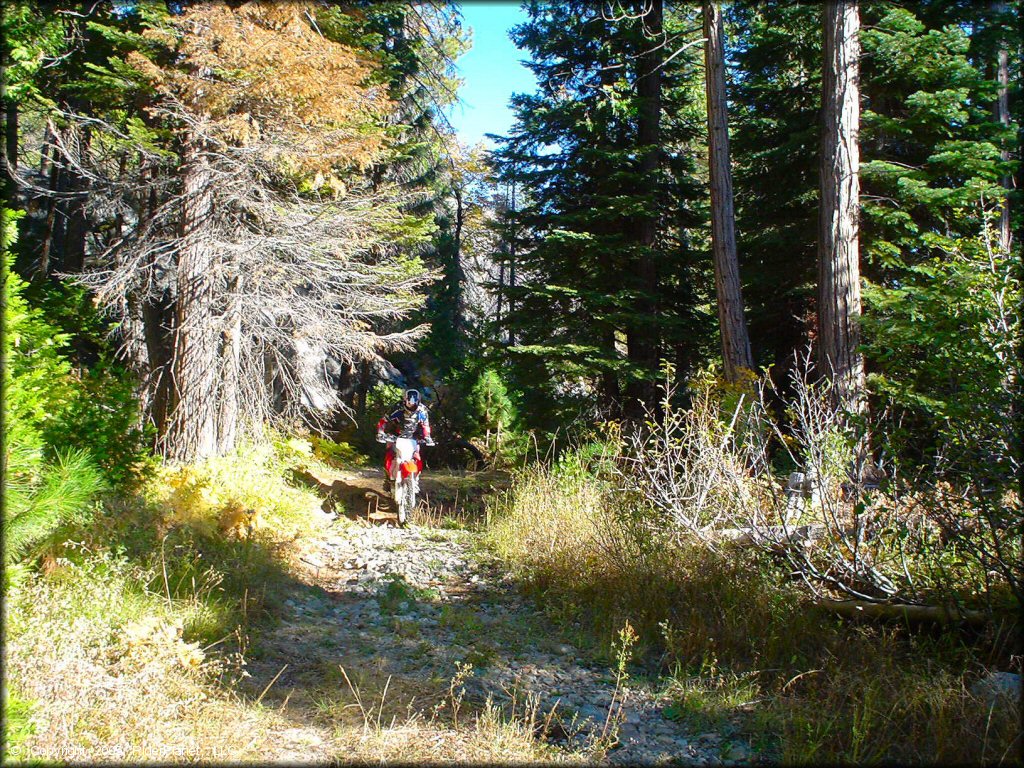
[29,106,434,459]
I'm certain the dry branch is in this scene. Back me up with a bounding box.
[815,598,988,626]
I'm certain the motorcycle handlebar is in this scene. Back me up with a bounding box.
[377,435,435,446]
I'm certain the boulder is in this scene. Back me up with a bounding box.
[970,671,1022,707]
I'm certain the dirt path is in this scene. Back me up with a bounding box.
[241,467,753,765]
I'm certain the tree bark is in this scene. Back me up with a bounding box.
[816,597,988,626]
[4,97,17,179]
[217,259,242,453]
[38,161,63,279]
[164,135,220,461]
[818,0,865,417]
[703,0,754,383]
[141,290,174,434]
[59,127,92,274]
[992,0,1012,254]
[626,0,664,418]
[451,185,467,343]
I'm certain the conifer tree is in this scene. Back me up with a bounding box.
[818,0,865,415]
[703,0,754,383]
[490,1,709,426]
[22,3,438,460]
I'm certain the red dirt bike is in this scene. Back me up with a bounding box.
[378,435,433,525]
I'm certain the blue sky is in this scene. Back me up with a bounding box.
[448,2,534,149]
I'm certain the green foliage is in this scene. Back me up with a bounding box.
[3,210,108,563]
[1,1,68,104]
[4,213,153,489]
[728,0,822,369]
[310,435,370,468]
[49,361,157,488]
[3,447,105,565]
[361,381,400,418]
[489,1,713,425]
[1,683,37,759]
[462,369,519,458]
[3,212,73,456]
[862,248,1018,461]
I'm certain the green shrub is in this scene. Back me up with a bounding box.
[466,369,516,438]
[3,208,152,491]
[3,212,108,562]
[48,360,156,489]
[310,435,369,467]
[3,447,106,564]
[2,684,37,759]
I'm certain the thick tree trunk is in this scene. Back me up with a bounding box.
[818,0,865,417]
[993,0,1012,254]
[626,0,664,418]
[59,128,92,274]
[164,136,220,461]
[38,161,62,278]
[703,0,754,383]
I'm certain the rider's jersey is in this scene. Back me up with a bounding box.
[377,403,431,441]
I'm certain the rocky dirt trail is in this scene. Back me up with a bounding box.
[241,467,757,765]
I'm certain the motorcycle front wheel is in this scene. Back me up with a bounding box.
[395,478,416,526]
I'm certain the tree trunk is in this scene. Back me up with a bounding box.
[451,185,467,344]
[141,290,174,434]
[59,128,92,274]
[138,166,174,436]
[355,360,371,419]
[217,260,242,452]
[38,161,62,278]
[818,0,865,417]
[496,259,505,331]
[816,597,988,626]
[164,136,220,461]
[5,97,17,179]
[703,0,754,383]
[992,0,1012,254]
[626,0,664,419]
[505,177,517,348]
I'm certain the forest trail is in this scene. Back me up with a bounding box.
[237,466,756,764]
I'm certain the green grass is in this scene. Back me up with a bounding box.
[377,574,440,614]
[2,684,38,760]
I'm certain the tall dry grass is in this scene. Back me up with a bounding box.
[485,446,1022,763]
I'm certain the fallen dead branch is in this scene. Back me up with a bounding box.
[815,597,989,626]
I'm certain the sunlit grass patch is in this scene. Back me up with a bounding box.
[147,437,327,543]
[3,550,281,762]
[484,445,1024,764]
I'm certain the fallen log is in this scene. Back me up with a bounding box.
[716,524,825,549]
[815,597,989,626]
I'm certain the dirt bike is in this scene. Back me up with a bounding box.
[378,435,432,525]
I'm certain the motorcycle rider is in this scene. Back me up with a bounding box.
[376,388,434,493]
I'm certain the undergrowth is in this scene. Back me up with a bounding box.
[486,447,1023,764]
[3,433,586,763]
